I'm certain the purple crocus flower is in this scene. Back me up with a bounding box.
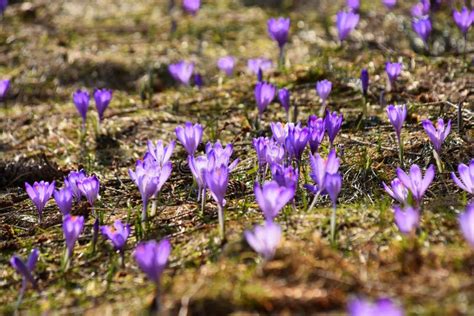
[325,111,343,146]
[336,11,359,42]
[382,0,396,9]
[205,140,239,171]
[316,80,332,107]
[168,61,194,85]
[0,79,10,101]
[247,58,273,76]
[175,122,203,156]
[73,89,90,129]
[308,115,325,154]
[194,73,203,88]
[271,164,298,190]
[396,164,435,206]
[255,81,276,119]
[386,62,402,86]
[459,203,474,247]
[204,165,229,239]
[360,69,369,96]
[325,172,342,208]
[451,160,474,194]
[348,297,404,316]
[270,122,287,144]
[188,154,209,201]
[101,220,130,253]
[217,56,236,76]
[285,123,310,162]
[63,215,85,259]
[93,89,112,122]
[386,104,407,141]
[147,140,175,166]
[253,137,270,168]
[278,88,291,115]
[244,221,282,261]
[0,0,8,15]
[422,118,451,153]
[308,149,340,195]
[10,248,39,304]
[54,187,74,215]
[254,181,295,220]
[64,169,87,201]
[411,0,430,18]
[183,0,200,15]
[412,17,432,44]
[265,142,285,167]
[267,17,290,49]
[393,205,420,235]
[25,181,55,224]
[346,0,360,12]
[383,178,409,205]
[77,175,100,206]
[453,7,474,36]
[134,239,171,284]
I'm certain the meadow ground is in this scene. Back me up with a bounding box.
[0,0,473,314]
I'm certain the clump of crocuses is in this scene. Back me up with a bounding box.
[101,220,130,267]
[25,180,55,224]
[245,221,282,261]
[10,248,39,307]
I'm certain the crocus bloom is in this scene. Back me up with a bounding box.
[254,181,295,220]
[265,142,285,166]
[194,73,203,88]
[73,90,90,129]
[134,239,171,284]
[325,172,342,208]
[63,215,85,258]
[422,118,451,153]
[204,165,229,238]
[383,178,409,205]
[348,297,404,316]
[168,61,194,85]
[101,220,130,253]
[253,137,270,168]
[77,175,100,206]
[451,160,474,194]
[245,221,282,260]
[267,17,290,48]
[336,11,359,41]
[147,140,175,166]
[247,58,273,76]
[325,111,343,145]
[412,17,432,44]
[316,80,332,106]
[25,181,55,224]
[64,170,87,201]
[360,69,369,96]
[347,0,359,12]
[188,154,209,200]
[386,62,402,85]
[270,122,287,144]
[393,205,420,235]
[205,140,239,171]
[217,56,236,76]
[308,115,325,154]
[285,124,310,162]
[183,0,200,15]
[308,149,340,194]
[278,88,290,114]
[459,203,474,247]
[175,122,203,156]
[271,164,298,190]
[54,187,74,215]
[386,104,407,141]
[453,7,474,35]
[382,0,396,9]
[10,248,39,303]
[0,79,10,100]
[93,89,112,122]
[0,0,7,15]
[411,0,430,18]
[255,81,276,118]
[396,164,435,205]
